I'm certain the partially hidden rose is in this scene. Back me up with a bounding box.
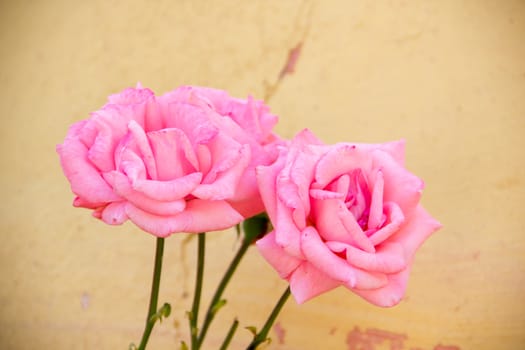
[57,84,282,237]
[256,130,441,307]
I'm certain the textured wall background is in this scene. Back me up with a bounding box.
[1,1,524,349]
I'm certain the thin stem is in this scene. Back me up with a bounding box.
[137,237,165,350]
[219,319,239,350]
[197,237,252,347]
[190,233,206,350]
[246,287,291,350]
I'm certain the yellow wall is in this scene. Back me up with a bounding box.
[1,1,524,349]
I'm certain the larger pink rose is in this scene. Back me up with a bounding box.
[256,130,441,307]
[57,85,282,237]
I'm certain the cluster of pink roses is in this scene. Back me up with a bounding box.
[57,85,440,307]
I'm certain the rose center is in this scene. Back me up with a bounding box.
[327,169,380,234]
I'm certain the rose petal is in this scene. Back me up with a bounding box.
[202,132,243,184]
[277,175,302,212]
[349,206,441,307]
[372,150,423,216]
[335,174,350,196]
[125,199,243,236]
[227,143,274,217]
[132,172,203,201]
[388,205,442,259]
[309,189,344,200]
[105,171,186,216]
[346,169,370,220]
[256,149,287,224]
[101,201,128,225]
[369,202,405,246]
[107,86,154,106]
[127,120,158,180]
[326,140,405,166]
[276,180,307,231]
[219,95,278,143]
[324,241,348,253]
[338,203,375,253]
[368,170,384,230]
[345,242,406,274]
[73,196,104,209]
[87,125,116,172]
[376,140,405,166]
[289,262,341,304]
[205,102,254,146]
[288,148,319,221]
[317,243,386,290]
[106,86,156,130]
[351,268,389,290]
[349,267,411,307]
[227,190,266,219]
[184,86,230,112]
[57,129,120,204]
[324,241,405,274]
[148,127,197,181]
[87,109,132,165]
[77,119,98,147]
[293,129,324,147]
[300,226,356,286]
[192,144,250,201]
[196,144,212,175]
[106,87,155,129]
[256,231,302,279]
[311,196,352,244]
[276,155,309,230]
[179,199,244,232]
[314,144,373,187]
[274,200,304,259]
[163,101,218,145]
[118,147,147,182]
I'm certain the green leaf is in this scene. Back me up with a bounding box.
[211,299,227,315]
[186,310,193,321]
[180,341,189,350]
[245,326,258,336]
[160,302,171,318]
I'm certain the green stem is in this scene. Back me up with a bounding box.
[219,319,239,350]
[197,237,252,347]
[137,237,165,350]
[190,233,206,350]
[246,287,291,350]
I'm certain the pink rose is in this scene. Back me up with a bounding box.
[57,85,282,237]
[256,130,441,307]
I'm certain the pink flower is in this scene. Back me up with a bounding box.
[57,84,282,237]
[256,130,441,307]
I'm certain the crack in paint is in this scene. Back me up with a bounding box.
[263,0,315,102]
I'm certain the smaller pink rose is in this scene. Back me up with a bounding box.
[57,84,282,237]
[256,130,441,307]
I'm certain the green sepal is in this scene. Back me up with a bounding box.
[148,302,171,324]
[242,213,270,243]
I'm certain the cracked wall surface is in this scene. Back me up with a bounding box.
[1,0,524,349]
